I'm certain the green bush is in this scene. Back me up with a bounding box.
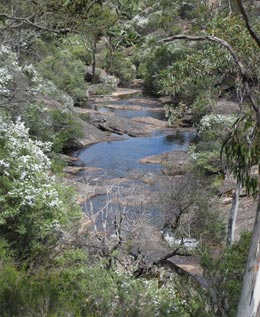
[37,48,87,100]
[105,51,136,86]
[60,34,92,65]
[0,245,194,317]
[137,42,189,96]
[191,91,216,124]
[190,114,237,175]
[199,232,251,317]
[50,109,83,152]
[22,104,83,153]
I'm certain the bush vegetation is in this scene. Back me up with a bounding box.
[0,0,259,316]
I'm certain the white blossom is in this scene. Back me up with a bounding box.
[199,114,237,134]
[0,115,63,215]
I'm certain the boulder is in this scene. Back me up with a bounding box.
[85,66,119,88]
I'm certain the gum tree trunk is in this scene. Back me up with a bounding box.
[226,183,241,246]
[236,189,260,317]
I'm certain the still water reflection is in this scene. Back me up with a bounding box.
[74,131,195,178]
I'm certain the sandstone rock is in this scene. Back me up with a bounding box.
[132,116,167,127]
[63,166,103,175]
[111,88,142,98]
[214,99,240,115]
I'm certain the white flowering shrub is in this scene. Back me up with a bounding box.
[0,45,20,97]
[0,115,74,258]
[199,114,237,135]
[190,114,237,174]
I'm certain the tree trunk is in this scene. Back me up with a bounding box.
[91,38,97,84]
[226,183,241,246]
[236,189,260,317]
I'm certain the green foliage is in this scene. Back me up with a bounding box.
[22,103,51,142]
[159,41,234,102]
[138,42,188,95]
[0,115,81,260]
[191,90,217,123]
[223,114,260,196]
[191,114,237,175]
[0,244,194,317]
[50,109,83,152]
[60,34,93,65]
[105,51,136,85]
[37,48,87,100]
[206,15,260,82]
[22,104,83,153]
[0,240,27,317]
[199,232,251,317]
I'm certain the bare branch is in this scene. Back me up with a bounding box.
[0,13,61,33]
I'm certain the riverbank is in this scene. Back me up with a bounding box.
[62,88,257,284]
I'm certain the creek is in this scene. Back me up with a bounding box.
[72,93,195,231]
[74,95,194,179]
[69,92,203,277]
[74,130,193,179]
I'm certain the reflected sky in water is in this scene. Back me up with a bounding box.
[74,131,195,178]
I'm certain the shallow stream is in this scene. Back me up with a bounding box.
[73,95,195,229]
[74,96,194,179]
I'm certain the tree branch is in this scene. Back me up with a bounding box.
[160,34,260,123]
[0,13,61,33]
[236,0,260,48]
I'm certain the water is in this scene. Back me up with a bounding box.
[74,130,195,178]
[99,107,166,120]
[88,97,166,120]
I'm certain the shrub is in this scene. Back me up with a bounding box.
[199,232,251,317]
[37,48,87,100]
[190,114,237,175]
[50,109,83,152]
[0,115,80,259]
[22,104,83,153]
[104,51,136,86]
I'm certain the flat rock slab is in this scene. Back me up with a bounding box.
[63,166,103,175]
[168,255,207,287]
[89,111,150,136]
[140,150,190,176]
[64,179,109,203]
[132,116,167,127]
[60,154,79,163]
[101,104,164,112]
[76,118,126,146]
[126,98,161,106]
[111,88,142,98]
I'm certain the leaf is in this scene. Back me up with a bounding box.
[63,0,70,6]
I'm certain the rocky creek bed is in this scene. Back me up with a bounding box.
[63,89,256,282]
[62,88,206,281]
[69,90,196,215]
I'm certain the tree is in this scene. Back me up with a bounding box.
[159,1,260,315]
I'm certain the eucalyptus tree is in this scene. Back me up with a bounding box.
[158,0,260,315]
